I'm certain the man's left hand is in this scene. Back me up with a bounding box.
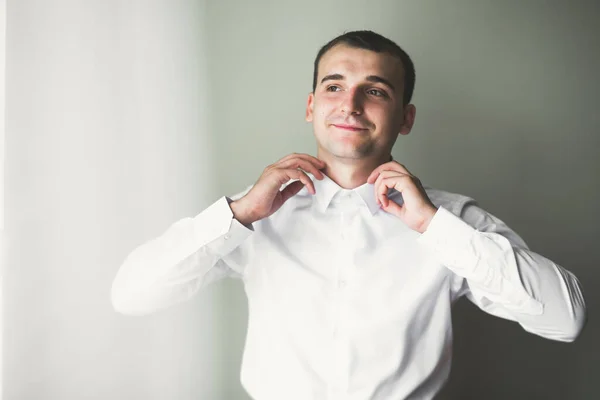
[367,161,438,233]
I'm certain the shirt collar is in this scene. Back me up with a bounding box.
[308,173,383,215]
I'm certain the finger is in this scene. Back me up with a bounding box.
[367,161,398,184]
[377,176,392,207]
[277,153,326,170]
[283,169,316,194]
[277,155,326,180]
[278,158,325,180]
[374,173,390,207]
[381,198,403,218]
[392,163,413,176]
[377,170,421,199]
[280,180,305,203]
[374,171,406,207]
[368,161,414,184]
[367,163,389,184]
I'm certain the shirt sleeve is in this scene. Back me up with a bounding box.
[111,194,254,316]
[417,200,587,342]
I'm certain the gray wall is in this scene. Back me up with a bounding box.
[4,1,598,399]
[207,1,598,399]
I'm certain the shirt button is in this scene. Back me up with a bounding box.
[224,234,230,240]
[338,280,346,288]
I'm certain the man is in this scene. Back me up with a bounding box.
[111,30,587,400]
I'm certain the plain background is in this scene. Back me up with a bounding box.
[3,1,598,399]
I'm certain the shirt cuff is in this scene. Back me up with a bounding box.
[194,196,254,258]
[417,206,478,268]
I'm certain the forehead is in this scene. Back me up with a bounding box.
[317,44,404,87]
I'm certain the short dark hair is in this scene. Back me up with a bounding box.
[312,30,415,105]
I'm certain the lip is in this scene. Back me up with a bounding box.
[332,124,368,131]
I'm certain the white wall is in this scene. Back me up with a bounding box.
[0,0,5,396]
[4,1,223,399]
[3,1,598,399]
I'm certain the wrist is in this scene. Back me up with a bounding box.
[417,206,438,233]
[229,199,256,226]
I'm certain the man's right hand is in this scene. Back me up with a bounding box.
[230,153,326,225]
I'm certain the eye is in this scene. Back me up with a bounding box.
[367,88,387,97]
[326,85,341,92]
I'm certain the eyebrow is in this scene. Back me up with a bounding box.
[320,73,396,91]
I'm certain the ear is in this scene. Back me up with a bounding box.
[305,92,315,122]
[398,104,416,136]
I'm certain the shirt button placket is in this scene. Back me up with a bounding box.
[330,207,350,398]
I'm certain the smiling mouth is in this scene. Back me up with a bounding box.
[332,124,368,132]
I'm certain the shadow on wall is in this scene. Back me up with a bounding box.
[436,190,594,395]
[438,287,594,400]
[401,97,596,399]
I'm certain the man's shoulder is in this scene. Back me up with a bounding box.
[422,184,474,215]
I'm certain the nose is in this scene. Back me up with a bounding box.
[339,88,363,115]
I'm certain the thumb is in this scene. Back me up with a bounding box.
[280,180,305,203]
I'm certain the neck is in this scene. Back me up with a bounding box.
[317,151,393,189]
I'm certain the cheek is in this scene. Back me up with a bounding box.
[315,103,335,120]
[375,106,401,128]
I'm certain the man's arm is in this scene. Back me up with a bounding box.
[110,192,253,316]
[111,153,326,316]
[418,199,587,342]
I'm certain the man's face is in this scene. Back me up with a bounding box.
[306,44,415,161]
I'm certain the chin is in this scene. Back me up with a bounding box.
[327,146,372,160]
[316,135,373,158]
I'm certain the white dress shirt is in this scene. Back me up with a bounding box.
[111,173,586,400]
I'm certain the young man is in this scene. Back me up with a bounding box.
[111,31,586,400]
